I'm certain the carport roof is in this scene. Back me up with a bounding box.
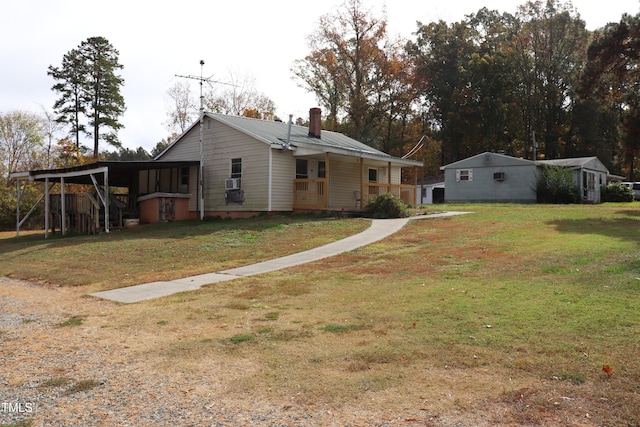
[10,160,199,187]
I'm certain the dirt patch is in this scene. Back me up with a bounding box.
[0,276,614,426]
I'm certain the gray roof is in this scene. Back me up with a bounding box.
[206,112,422,166]
[442,152,609,173]
[536,157,597,167]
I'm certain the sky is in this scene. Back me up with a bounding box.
[2,0,639,153]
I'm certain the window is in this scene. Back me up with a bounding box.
[456,169,473,182]
[296,159,308,179]
[368,168,378,182]
[317,161,326,179]
[493,171,505,181]
[180,167,189,186]
[231,158,242,179]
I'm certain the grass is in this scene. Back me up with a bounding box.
[2,204,640,425]
[0,420,33,427]
[56,315,84,327]
[61,379,101,396]
[0,214,369,291]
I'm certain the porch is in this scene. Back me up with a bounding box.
[293,179,417,210]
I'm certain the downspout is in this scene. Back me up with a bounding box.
[268,147,273,211]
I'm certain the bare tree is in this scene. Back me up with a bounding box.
[204,70,276,120]
[164,81,198,135]
[39,105,63,168]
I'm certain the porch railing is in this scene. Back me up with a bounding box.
[293,179,326,208]
[362,183,416,207]
[293,179,416,210]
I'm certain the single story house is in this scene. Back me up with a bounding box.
[11,108,422,236]
[441,152,609,203]
[155,108,422,218]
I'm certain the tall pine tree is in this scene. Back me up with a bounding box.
[48,36,125,158]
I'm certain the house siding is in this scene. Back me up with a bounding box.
[270,150,296,211]
[443,153,539,203]
[159,120,272,214]
[329,157,361,209]
[444,165,538,202]
[207,122,270,212]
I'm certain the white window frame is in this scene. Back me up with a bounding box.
[456,169,473,182]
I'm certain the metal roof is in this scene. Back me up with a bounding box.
[11,160,199,187]
[206,113,423,167]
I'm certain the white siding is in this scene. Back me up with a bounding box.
[159,120,274,213]
[207,122,270,212]
[328,157,361,209]
[270,150,296,211]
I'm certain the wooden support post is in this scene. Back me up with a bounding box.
[61,177,66,235]
[359,158,364,210]
[15,178,20,237]
[45,178,49,239]
[324,152,330,208]
[104,168,110,233]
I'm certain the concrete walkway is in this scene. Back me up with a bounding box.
[89,212,470,303]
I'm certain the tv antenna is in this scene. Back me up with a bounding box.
[175,60,234,220]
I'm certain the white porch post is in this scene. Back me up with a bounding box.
[45,178,50,239]
[104,168,110,233]
[61,177,66,235]
[15,178,20,237]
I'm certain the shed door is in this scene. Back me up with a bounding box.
[159,198,175,221]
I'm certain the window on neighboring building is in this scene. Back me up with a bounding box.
[456,169,473,182]
[231,158,242,178]
[296,159,308,179]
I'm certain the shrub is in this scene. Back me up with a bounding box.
[536,166,580,204]
[601,182,633,202]
[364,193,410,219]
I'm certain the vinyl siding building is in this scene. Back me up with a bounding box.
[157,108,422,218]
[441,152,609,203]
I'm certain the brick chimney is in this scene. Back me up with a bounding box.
[308,107,321,139]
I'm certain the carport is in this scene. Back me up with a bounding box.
[10,160,199,238]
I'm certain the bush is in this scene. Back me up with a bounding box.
[536,166,580,204]
[364,193,410,218]
[601,182,634,202]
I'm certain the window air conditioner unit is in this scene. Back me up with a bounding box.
[225,178,241,190]
[493,172,505,181]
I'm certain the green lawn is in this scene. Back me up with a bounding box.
[2,204,639,425]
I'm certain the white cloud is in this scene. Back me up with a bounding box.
[1,0,638,151]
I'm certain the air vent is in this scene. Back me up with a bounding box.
[225,178,241,190]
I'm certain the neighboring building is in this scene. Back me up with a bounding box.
[417,176,445,204]
[536,157,609,203]
[441,152,609,203]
